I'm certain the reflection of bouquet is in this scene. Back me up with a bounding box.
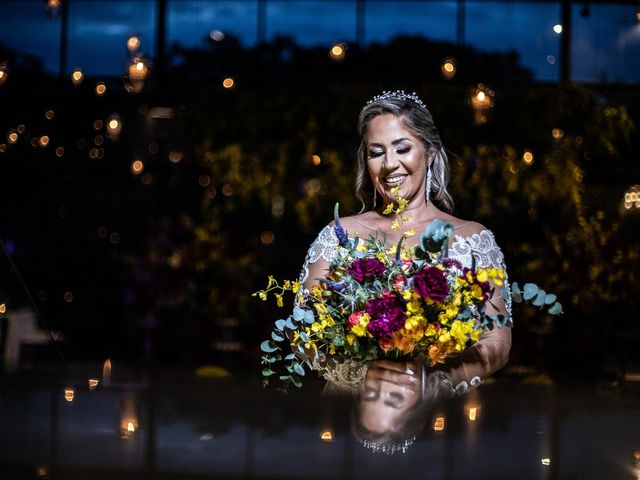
[258,197,561,390]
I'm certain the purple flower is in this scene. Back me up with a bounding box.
[348,258,386,282]
[365,293,406,339]
[412,266,450,303]
[442,258,463,270]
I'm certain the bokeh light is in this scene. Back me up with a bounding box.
[329,42,347,61]
[260,231,275,245]
[222,77,235,89]
[522,150,534,165]
[553,24,563,33]
[45,110,55,120]
[441,58,456,79]
[311,154,321,165]
[95,82,107,96]
[131,160,144,174]
[71,68,84,86]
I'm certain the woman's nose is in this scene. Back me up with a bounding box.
[382,152,400,169]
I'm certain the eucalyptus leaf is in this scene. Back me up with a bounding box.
[511,283,523,303]
[548,302,563,315]
[300,331,309,342]
[292,307,305,322]
[279,375,290,381]
[272,331,285,342]
[284,353,296,361]
[260,340,279,353]
[262,368,275,377]
[544,293,557,305]
[262,356,276,363]
[285,317,297,330]
[275,319,287,330]
[291,376,303,388]
[293,363,306,376]
[304,310,315,324]
[532,291,546,307]
[523,283,539,300]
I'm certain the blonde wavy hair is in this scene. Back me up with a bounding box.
[355,94,453,213]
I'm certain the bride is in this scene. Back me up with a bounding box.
[298,90,512,393]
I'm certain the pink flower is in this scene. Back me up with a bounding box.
[392,275,405,291]
[348,311,364,327]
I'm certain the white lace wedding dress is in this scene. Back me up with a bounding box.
[297,224,513,394]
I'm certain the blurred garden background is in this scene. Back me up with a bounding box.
[1,0,639,384]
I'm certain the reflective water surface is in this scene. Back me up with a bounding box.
[1,368,639,480]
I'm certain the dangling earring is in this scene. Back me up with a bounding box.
[373,187,378,208]
[425,163,433,205]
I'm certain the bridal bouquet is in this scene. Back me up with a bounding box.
[257,193,562,390]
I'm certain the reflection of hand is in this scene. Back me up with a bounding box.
[366,360,420,392]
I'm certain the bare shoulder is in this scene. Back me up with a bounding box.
[329,211,379,236]
[440,213,488,238]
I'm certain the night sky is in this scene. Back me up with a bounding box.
[0,1,639,82]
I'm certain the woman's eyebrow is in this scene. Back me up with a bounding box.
[368,137,412,148]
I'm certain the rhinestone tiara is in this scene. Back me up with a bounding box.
[362,436,416,455]
[366,90,427,110]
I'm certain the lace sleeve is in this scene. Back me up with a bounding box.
[450,229,512,324]
[298,225,341,287]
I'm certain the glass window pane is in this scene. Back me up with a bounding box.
[0,1,61,75]
[365,2,457,44]
[267,1,357,45]
[67,1,156,76]
[466,2,561,82]
[168,1,258,48]
[572,4,640,83]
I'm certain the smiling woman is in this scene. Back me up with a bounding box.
[298,90,512,393]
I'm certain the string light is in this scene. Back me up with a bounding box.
[64,388,75,402]
[0,303,6,314]
[0,61,9,86]
[125,55,150,93]
[329,42,347,61]
[102,359,112,386]
[95,82,107,96]
[45,110,55,120]
[312,154,321,165]
[107,114,122,140]
[522,150,534,165]
[222,77,235,89]
[126,35,141,53]
[71,68,84,86]
[441,58,456,79]
[553,24,563,33]
[39,135,50,147]
[320,430,334,442]
[88,378,99,390]
[131,159,144,174]
[433,416,445,431]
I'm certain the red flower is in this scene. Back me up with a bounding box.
[378,338,393,352]
[412,266,450,303]
[348,258,386,282]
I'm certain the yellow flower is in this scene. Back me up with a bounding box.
[383,203,394,215]
[438,330,451,343]
[291,280,300,293]
[405,229,417,237]
[391,219,400,231]
[476,270,488,283]
[314,303,328,314]
[275,293,284,308]
[258,291,267,301]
